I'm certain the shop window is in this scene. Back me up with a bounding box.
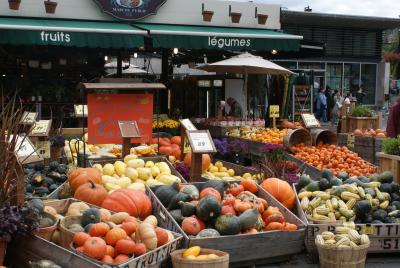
[326,63,343,91]
[344,63,360,95]
[361,64,377,105]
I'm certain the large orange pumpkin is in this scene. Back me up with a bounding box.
[171,136,181,145]
[68,168,101,193]
[183,153,211,172]
[101,189,152,220]
[260,178,295,209]
[159,146,173,156]
[74,180,108,206]
[83,237,107,260]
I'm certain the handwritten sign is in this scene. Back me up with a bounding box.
[11,135,42,164]
[30,119,52,137]
[301,113,320,128]
[347,134,355,149]
[36,140,51,159]
[20,112,37,125]
[74,104,88,117]
[179,119,197,131]
[360,225,374,235]
[186,130,216,153]
[118,121,141,138]
[269,105,280,118]
[88,94,153,144]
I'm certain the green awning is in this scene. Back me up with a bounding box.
[135,23,302,51]
[0,18,146,48]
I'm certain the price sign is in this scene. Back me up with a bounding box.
[183,136,191,154]
[301,113,320,128]
[186,130,216,153]
[11,135,42,164]
[74,104,88,117]
[30,119,52,137]
[347,134,355,149]
[359,225,374,235]
[118,121,141,138]
[36,140,51,159]
[20,112,37,125]
[269,105,280,118]
[179,119,197,131]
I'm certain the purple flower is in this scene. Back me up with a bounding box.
[260,143,284,153]
[213,138,229,155]
[227,139,249,154]
[286,173,299,184]
[175,162,190,180]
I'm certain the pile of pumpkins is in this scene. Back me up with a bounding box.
[352,128,386,138]
[297,169,400,224]
[153,180,298,238]
[202,161,261,182]
[153,136,182,161]
[24,161,68,199]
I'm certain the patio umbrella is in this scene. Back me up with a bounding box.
[197,52,293,117]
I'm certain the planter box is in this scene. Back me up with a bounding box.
[376,152,400,183]
[347,116,379,133]
[149,183,306,266]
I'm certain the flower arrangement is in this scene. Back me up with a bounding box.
[227,139,249,154]
[213,138,229,155]
[152,119,180,129]
[174,162,190,181]
[50,135,65,148]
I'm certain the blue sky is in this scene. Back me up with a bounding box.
[233,0,400,18]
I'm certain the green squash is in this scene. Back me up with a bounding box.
[254,216,265,231]
[48,161,60,171]
[81,208,100,227]
[154,184,179,207]
[201,180,228,197]
[170,209,184,224]
[238,208,259,230]
[305,181,319,192]
[369,173,380,182]
[343,178,362,186]
[364,188,376,197]
[380,183,393,193]
[215,213,241,235]
[34,187,50,196]
[167,192,190,210]
[196,228,220,238]
[319,178,331,191]
[337,172,349,181]
[47,171,62,182]
[196,195,221,222]
[373,209,388,222]
[355,200,372,218]
[40,217,55,228]
[298,174,312,189]
[42,177,55,187]
[321,169,333,180]
[28,198,44,213]
[180,184,200,200]
[330,177,342,186]
[84,223,94,233]
[378,171,393,183]
[179,201,196,217]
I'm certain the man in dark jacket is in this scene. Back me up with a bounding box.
[226,97,243,118]
[387,98,400,137]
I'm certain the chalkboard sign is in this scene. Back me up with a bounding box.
[269,105,280,118]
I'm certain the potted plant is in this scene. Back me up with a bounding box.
[50,135,65,159]
[202,10,214,22]
[44,0,58,14]
[347,105,379,133]
[8,0,21,10]
[230,12,242,23]
[376,136,400,183]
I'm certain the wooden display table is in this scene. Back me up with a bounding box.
[376,152,400,183]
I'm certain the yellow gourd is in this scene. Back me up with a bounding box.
[103,163,115,176]
[145,179,163,187]
[137,167,152,181]
[196,255,209,260]
[114,161,126,176]
[92,164,103,174]
[143,215,158,228]
[124,154,138,163]
[151,166,161,177]
[145,161,155,168]
[128,182,146,192]
[125,167,138,181]
[109,212,130,224]
[115,176,131,188]
[102,175,117,184]
[136,222,157,250]
[127,159,145,169]
[155,162,171,174]
[156,174,181,185]
[105,183,121,192]
[183,246,201,257]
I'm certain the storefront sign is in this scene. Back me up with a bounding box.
[208,36,251,49]
[269,105,280,118]
[301,113,320,128]
[40,31,71,44]
[93,0,167,20]
[87,94,153,144]
[186,130,216,153]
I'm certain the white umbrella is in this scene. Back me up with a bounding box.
[197,52,294,76]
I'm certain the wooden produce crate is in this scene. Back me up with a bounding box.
[337,133,348,147]
[354,136,375,164]
[293,185,400,259]
[347,116,379,133]
[285,153,322,179]
[376,152,400,183]
[374,138,386,166]
[148,183,306,266]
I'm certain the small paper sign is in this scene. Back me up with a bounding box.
[30,119,52,137]
[360,225,374,235]
[20,112,37,125]
[36,140,51,159]
[347,134,355,149]
[11,135,42,164]
[74,104,88,117]
[183,136,191,154]
[180,119,197,131]
[186,130,216,153]
[118,121,141,138]
[269,105,280,118]
[301,113,320,128]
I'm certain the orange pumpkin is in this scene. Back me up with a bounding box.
[260,178,295,209]
[283,223,298,231]
[199,187,222,202]
[101,189,152,219]
[74,180,108,206]
[115,239,136,255]
[262,207,281,219]
[353,129,363,136]
[114,254,129,264]
[240,179,258,194]
[376,132,386,138]
[105,228,127,246]
[121,221,137,236]
[265,222,284,231]
[83,237,107,260]
[73,232,91,247]
[133,243,147,256]
[221,205,236,215]
[183,153,211,172]
[159,138,171,147]
[226,183,244,197]
[105,245,115,258]
[181,216,202,235]
[171,136,181,145]
[263,213,285,225]
[101,255,114,264]
[222,194,236,206]
[155,227,169,247]
[89,222,110,237]
[159,146,173,156]
[68,168,101,193]
[76,246,84,253]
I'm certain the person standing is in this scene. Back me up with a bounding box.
[386,98,400,137]
[331,90,343,126]
[325,86,332,121]
[356,87,366,105]
[344,93,352,114]
[226,97,243,118]
[316,88,328,122]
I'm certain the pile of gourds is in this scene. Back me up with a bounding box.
[315,222,370,248]
[154,180,299,238]
[297,169,400,224]
[202,161,262,182]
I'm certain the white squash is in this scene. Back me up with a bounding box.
[150,166,161,178]
[114,161,126,176]
[157,174,181,185]
[155,162,171,174]
[103,163,115,176]
[92,164,103,174]
[115,176,131,188]
[145,178,163,187]
[105,182,121,192]
[124,154,138,163]
[102,175,117,185]
[125,167,138,181]
[145,161,155,168]
[137,167,152,181]
[127,159,145,169]
[128,182,146,192]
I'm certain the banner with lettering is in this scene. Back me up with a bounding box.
[88,94,153,144]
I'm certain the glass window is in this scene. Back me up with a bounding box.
[298,62,325,70]
[326,63,342,91]
[344,63,360,96]
[360,64,377,105]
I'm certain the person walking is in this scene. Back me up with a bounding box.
[316,88,328,122]
[386,97,400,137]
[331,90,343,126]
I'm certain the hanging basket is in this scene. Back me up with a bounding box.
[257,14,268,25]
[202,10,214,22]
[230,12,242,23]
[8,0,21,10]
[44,0,57,14]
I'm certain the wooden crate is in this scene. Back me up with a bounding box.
[337,133,348,147]
[354,136,375,164]
[374,138,386,166]
[293,185,400,259]
[148,183,306,265]
[376,152,400,183]
[347,116,379,133]
[285,153,322,179]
